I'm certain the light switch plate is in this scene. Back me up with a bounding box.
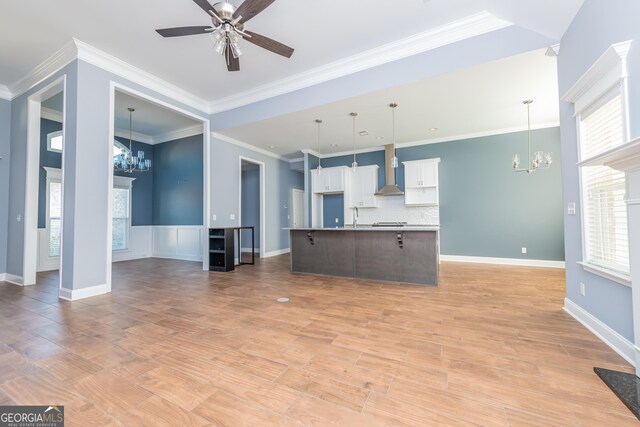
[212,214,217,221]
[230,214,235,220]
[568,203,576,215]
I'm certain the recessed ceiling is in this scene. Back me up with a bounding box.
[218,48,559,158]
[114,91,201,138]
[0,0,583,102]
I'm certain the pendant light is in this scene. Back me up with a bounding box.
[390,102,399,169]
[512,99,552,173]
[315,119,323,175]
[350,112,358,170]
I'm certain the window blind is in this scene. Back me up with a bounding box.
[579,90,629,275]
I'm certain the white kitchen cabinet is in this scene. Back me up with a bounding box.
[403,158,440,206]
[404,159,438,188]
[348,165,378,208]
[312,166,347,194]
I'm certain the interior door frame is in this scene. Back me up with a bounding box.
[238,156,266,259]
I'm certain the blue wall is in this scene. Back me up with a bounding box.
[38,118,63,228]
[318,127,564,261]
[0,99,10,274]
[323,194,344,227]
[558,0,640,342]
[152,134,203,225]
[114,136,154,226]
[241,168,260,248]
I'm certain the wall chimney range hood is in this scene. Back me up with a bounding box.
[375,144,404,196]
[375,103,403,196]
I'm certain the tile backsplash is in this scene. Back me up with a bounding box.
[346,196,439,225]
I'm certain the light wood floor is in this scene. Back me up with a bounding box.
[0,256,637,426]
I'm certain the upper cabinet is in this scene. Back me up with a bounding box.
[403,158,440,206]
[312,166,347,194]
[348,165,379,208]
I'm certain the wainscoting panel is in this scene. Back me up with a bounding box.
[152,226,203,262]
[113,226,153,262]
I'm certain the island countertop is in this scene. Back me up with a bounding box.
[288,225,440,232]
[290,227,439,285]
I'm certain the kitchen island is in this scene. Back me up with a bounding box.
[290,227,439,285]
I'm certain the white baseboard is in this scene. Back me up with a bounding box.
[152,253,202,262]
[440,254,565,269]
[2,274,25,286]
[241,247,261,254]
[263,248,290,258]
[563,297,635,366]
[59,283,110,301]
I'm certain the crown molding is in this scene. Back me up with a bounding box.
[209,11,512,114]
[114,128,154,145]
[211,132,288,162]
[154,124,203,145]
[74,39,211,115]
[0,85,11,100]
[40,107,63,123]
[562,40,632,107]
[9,40,77,100]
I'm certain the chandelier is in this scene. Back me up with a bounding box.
[114,108,151,173]
[512,99,552,173]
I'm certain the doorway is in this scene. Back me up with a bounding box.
[24,77,66,287]
[291,189,304,228]
[239,157,265,260]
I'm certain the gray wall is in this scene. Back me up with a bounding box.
[210,137,304,253]
[319,128,564,261]
[0,99,10,274]
[241,167,260,248]
[152,134,203,226]
[558,0,640,341]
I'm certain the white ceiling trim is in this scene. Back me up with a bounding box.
[41,107,63,123]
[0,85,10,100]
[290,122,561,160]
[114,128,154,145]
[8,40,77,100]
[154,124,204,144]
[209,11,512,114]
[212,131,288,162]
[74,39,211,115]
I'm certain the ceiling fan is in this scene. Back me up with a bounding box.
[155,0,294,72]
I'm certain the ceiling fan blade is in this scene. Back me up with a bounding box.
[156,26,213,37]
[233,0,275,24]
[243,30,294,58]
[225,46,240,72]
[192,0,214,14]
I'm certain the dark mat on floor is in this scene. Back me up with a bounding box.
[594,367,640,420]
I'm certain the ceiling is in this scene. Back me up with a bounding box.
[41,90,201,140]
[1,0,583,102]
[219,48,560,158]
[113,91,201,138]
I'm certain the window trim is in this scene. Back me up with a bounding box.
[43,167,62,258]
[563,41,633,285]
[47,130,63,153]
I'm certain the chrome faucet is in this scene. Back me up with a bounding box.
[352,206,359,228]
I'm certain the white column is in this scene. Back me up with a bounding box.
[626,169,640,375]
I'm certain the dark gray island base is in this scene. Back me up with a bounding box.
[290,228,439,285]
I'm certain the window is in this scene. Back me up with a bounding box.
[44,168,135,255]
[112,185,131,251]
[47,130,63,153]
[578,88,629,277]
[48,181,62,257]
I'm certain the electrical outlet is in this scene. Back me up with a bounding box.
[580,282,586,296]
[335,218,339,223]
[521,247,527,254]
[568,203,576,215]
[212,214,217,221]
[230,214,236,220]
[16,214,21,223]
